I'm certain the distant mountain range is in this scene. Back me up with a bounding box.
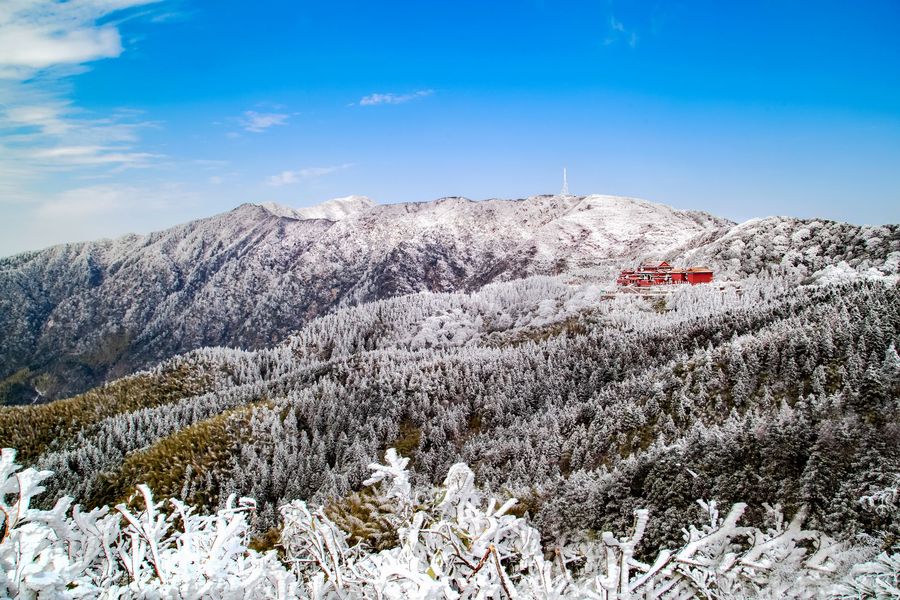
[1,194,897,404]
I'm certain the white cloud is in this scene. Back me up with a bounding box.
[240,111,289,133]
[0,24,120,72]
[0,0,160,78]
[358,89,434,106]
[266,164,352,187]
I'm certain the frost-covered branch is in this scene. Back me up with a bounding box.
[0,446,894,598]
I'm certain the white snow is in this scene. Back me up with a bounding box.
[260,195,376,221]
[528,194,725,262]
[811,260,899,286]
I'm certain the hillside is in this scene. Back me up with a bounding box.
[0,194,730,404]
[666,216,900,281]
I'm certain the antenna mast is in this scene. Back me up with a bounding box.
[561,167,569,196]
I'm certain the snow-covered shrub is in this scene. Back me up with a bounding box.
[279,451,868,599]
[831,552,900,598]
[1,446,894,598]
[0,447,294,598]
[861,475,900,520]
[829,478,900,598]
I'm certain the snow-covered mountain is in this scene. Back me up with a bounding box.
[0,193,896,404]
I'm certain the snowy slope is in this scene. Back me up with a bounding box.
[260,195,376,221]
[665,216,900,281]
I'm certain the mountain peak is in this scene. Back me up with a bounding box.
[259,196,376,221]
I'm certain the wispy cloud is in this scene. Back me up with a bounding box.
[240,110,289,133]
[4,103,151,144]
[1,103,161,180]
[6,104,72,135]
[604,15,639,48]
[266,164,353,187]
[31,145,161,168]
[357,89,434,106]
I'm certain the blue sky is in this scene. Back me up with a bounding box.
[1,0,899,255]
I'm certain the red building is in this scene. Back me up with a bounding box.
[685,266,714,284]
[617,261,713,287]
